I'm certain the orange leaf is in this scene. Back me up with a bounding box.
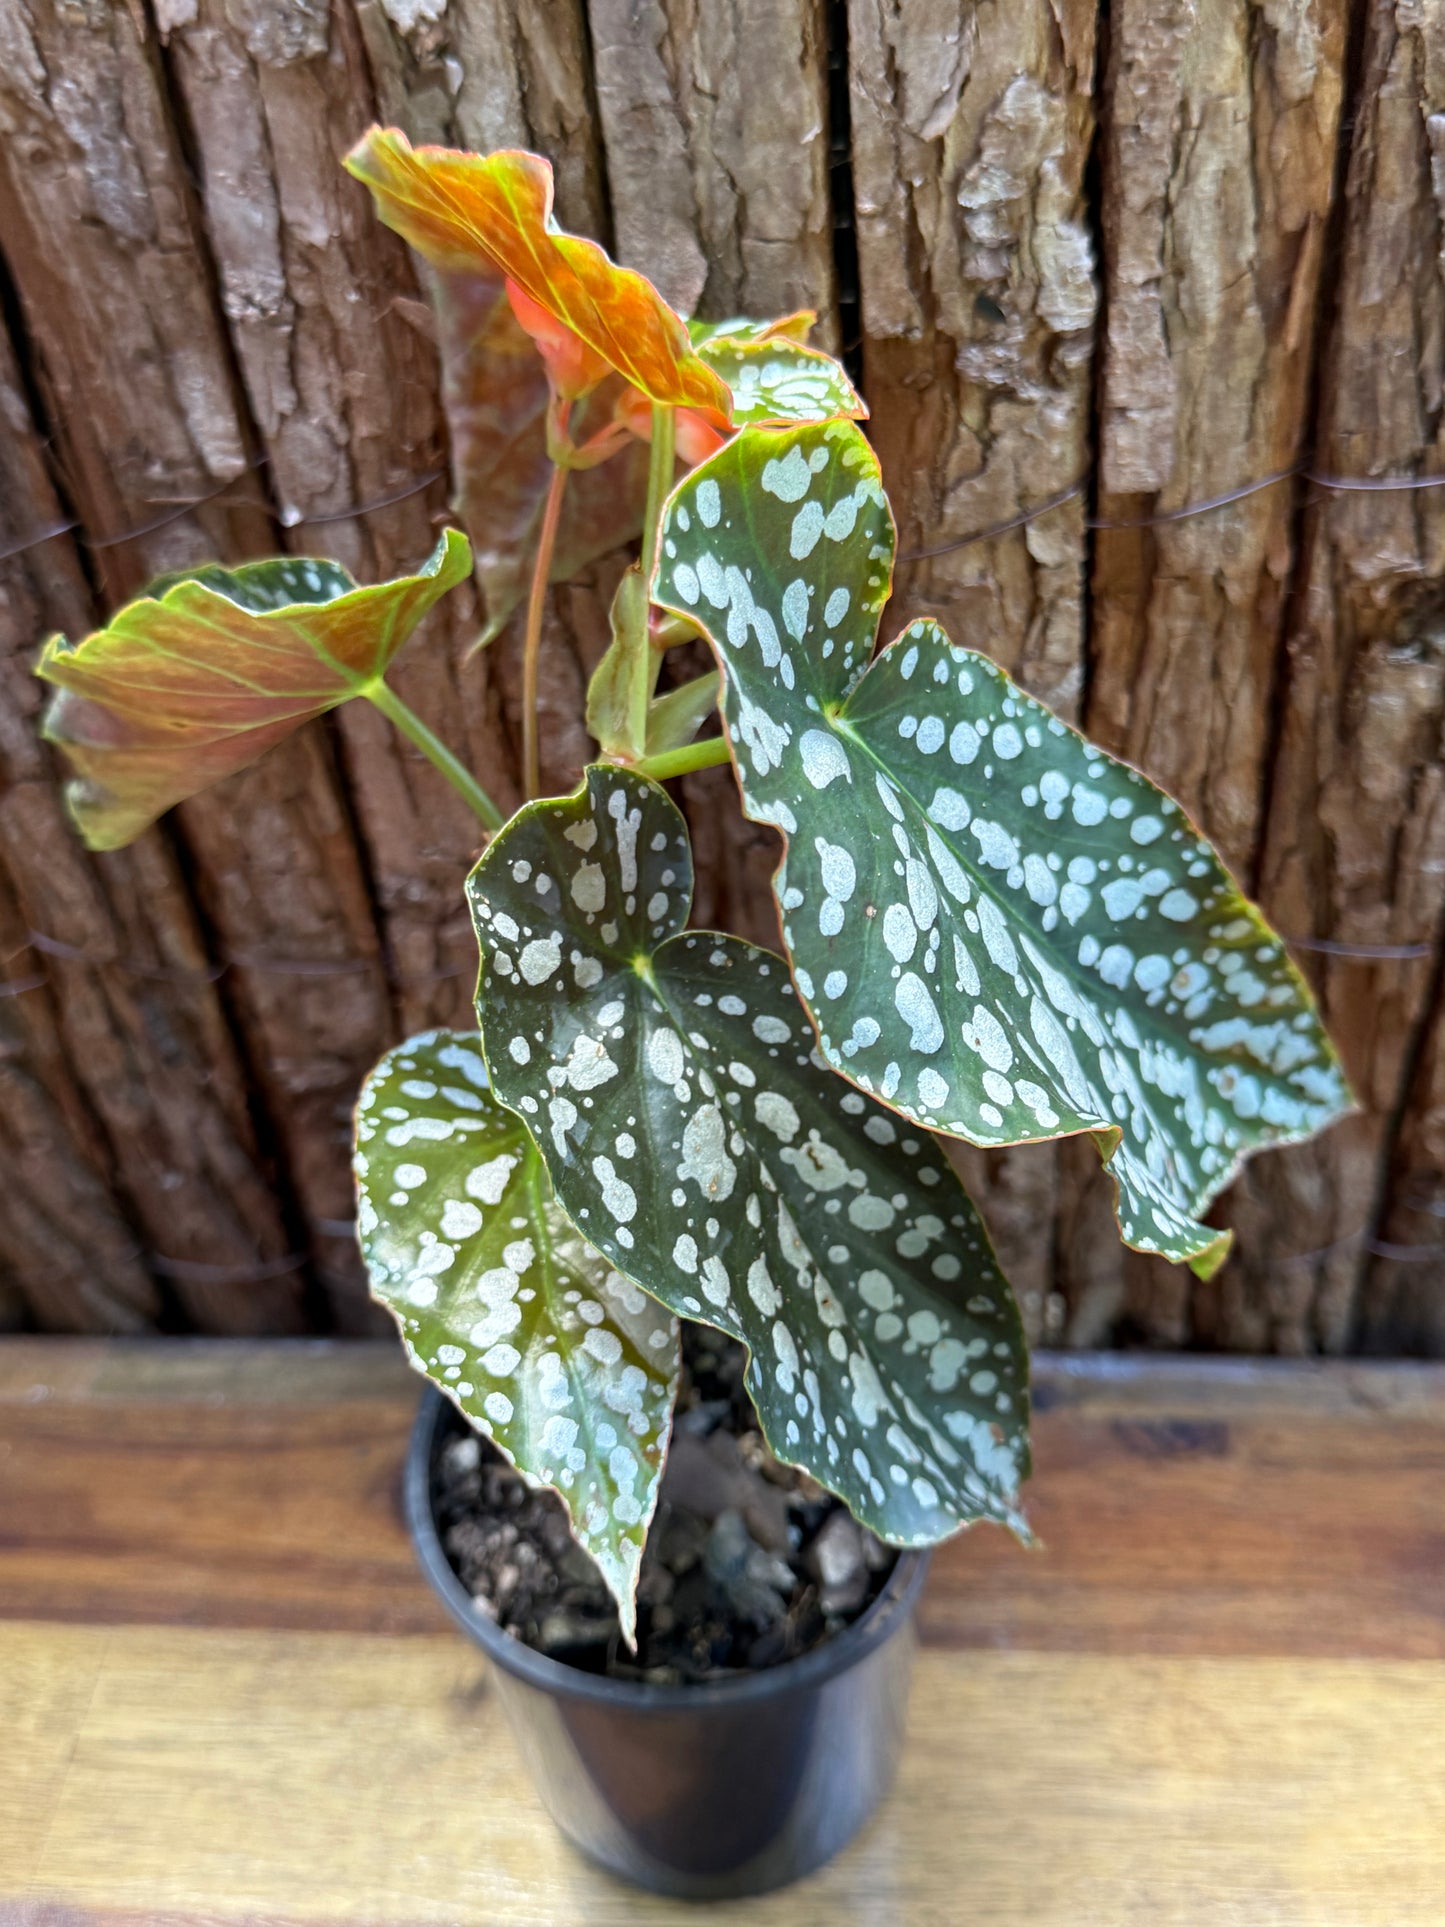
[504,278,611,400]
[345,128,731,422]
[415,256,653,644]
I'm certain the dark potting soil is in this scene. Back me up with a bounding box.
[430,1331,897,1684]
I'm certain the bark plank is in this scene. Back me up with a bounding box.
[1217,0,1445,1354]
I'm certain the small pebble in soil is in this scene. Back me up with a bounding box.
[430,1332,897,1683]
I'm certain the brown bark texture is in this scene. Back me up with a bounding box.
[0,0,1441,1354]
[846,0,1097,1339]
[1214,0,1445,1357]
[1060,0,1352,1351]
[587,0,838,337]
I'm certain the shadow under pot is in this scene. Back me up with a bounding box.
[405,1386,929,1900]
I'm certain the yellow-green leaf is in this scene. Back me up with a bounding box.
[37,533,470,850]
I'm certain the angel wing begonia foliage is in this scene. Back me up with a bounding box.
[31,133,1354,1638]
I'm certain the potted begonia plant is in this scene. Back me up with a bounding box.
[34,129,1351,1898]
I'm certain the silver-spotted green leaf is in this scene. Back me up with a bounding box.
[695,335,867,428]
[354,1028,679,1638]
[687,313,816,348]
[651,421,1353,1277]
[143,556,356,606]
[466,766,1030,1547]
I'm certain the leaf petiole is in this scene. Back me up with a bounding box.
[630,733,732,782]
[641,670,720,758]
[364,677,505,831]
[640,403,677,591]
[521,453,571,800]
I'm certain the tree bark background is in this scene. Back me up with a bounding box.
[0,0,1441,1353]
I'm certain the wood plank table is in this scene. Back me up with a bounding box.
[2,1340,1442,1925]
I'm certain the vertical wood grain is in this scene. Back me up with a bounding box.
[0,326,305,1332]
[583,0,843,952]
[1087,0,1346,876]
[848,0,1097,713]
[1060,0,1351,1350]
[1367,968,1445,1354]
[0,0,391,1328]
[155,0,518,1043]
[0,0,1442,1350]
[1215,0,1445,1355]
[587,0,838,336]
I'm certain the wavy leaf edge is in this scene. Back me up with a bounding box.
[37,530,472,849]
[354,1025,681,1640]
[649,421,1354,1279]
[465,763,1033,1550]
[345,128,732,421]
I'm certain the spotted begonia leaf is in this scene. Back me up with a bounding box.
[613,328,868,473]
[652,422,1352,1277]
[36,532,470,851]
[466,765,1030,1547]
[355,1028,679,1638]
[687,313,818,348]
[693,335,867,429]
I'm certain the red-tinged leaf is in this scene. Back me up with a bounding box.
[344,135,866,639]
[427,260,653,645]
[432,275,858,641]
[37,532,471,850]
[504,277,612,400]
[345,128,732,421]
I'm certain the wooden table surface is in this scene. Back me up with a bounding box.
[2,1340,1442,1926]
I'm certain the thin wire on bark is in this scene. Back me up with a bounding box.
[6,451,1445,571]
[0,461,445,565]
[898,462,1445,563]
[6,451,1445,1276]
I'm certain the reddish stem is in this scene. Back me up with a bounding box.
[522,436,571,801]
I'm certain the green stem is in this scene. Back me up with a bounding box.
[632,733,732,783]
[640,403,676,593]
[365,679,505,832]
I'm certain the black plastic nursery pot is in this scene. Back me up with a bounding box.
[405,1387,929,1899]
